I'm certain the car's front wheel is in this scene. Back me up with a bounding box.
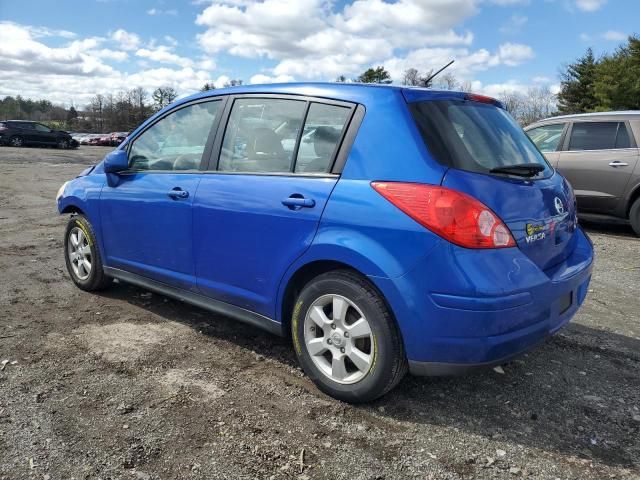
[630,197,640,237]
[9,136,23,147]
[57,138,69,149]
[292,270,407,403]
[64,215,112,291]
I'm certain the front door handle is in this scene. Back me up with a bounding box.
[609,161,629,167]
[167,188,189,199]
[282,195,315,209]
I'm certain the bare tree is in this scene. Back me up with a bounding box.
[437,72,460,91]
[402,68,421,86]
[498,86,557,126]
[152,86,178,111]
[402,68,434,87]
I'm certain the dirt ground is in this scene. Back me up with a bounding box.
[0,145,639,480]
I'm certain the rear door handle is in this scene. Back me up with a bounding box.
[167,188,189,199]
[609,161,629,167]
[282,196,315,209]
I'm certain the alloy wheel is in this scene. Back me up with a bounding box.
[303,294,374,384]
[67,226,92,280]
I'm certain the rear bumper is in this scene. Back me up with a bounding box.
[371,227,594,373]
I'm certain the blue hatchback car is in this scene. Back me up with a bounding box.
[57,83,594,402]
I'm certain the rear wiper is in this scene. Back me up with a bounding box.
[489,163,545,177]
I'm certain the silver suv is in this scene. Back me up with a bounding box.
[525,112,640,236]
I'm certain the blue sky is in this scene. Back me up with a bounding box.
[0,0,637,106]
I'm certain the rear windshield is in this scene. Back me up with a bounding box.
[410,99,552,177]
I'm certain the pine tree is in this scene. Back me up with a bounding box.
[557,48,598,114]
[357,66,392,84]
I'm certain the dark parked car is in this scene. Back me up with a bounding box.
[525,111,640,236]
[0,120,76,148]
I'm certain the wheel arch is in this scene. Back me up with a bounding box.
[626,182,640,217]
[278,258,403,349]
[60,204,85,215]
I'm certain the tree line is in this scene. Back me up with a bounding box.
[557,35,640,114]
[1,36,637,132]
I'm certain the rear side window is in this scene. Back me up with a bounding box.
[218,98,352,174]
[129,100,221,171]
[568,122,630,151]
[411,100,552,176]
[295,103,351,173]
[526,124,565,152]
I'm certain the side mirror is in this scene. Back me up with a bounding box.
[104,149,129,173]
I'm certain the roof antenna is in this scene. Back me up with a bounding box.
[422,60,455,86]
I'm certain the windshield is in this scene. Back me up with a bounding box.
[410,99,552,178]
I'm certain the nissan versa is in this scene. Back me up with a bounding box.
[56,83,594,402]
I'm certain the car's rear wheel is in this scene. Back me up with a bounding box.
[292,270,407,403]
[64,215,112,291]
[630,198,640,237]
[9,136,23,147]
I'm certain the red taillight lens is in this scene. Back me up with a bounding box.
[371,182,516,249]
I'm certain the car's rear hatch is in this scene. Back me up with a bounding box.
[407,91,578,272]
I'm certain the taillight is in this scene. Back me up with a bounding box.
[371,182,516,249]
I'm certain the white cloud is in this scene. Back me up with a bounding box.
[0,22,216,105]
[602,30,626,41]
[198,58,217,70]
[110,29,141,51]
[499,14,527,35]
[574,0,607,12]
[164,35,179,47]
[471,79,559,98]
[249,73,295,84]
[196,0,479,79]
[147,8,178,16]
[381,42,534,84]
[581,30,626,42]
[497,42,535,66]
[488,0,530,5]
[135,45,194,68]
[90,49,129,62]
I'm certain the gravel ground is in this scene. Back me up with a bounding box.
[0,146,639,480]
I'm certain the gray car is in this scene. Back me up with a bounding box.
[525,111,640,236]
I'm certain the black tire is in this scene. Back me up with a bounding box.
[291,270,407,403]
[57,138,69,149]
[9,136,23,147]
[630,197,640,237]
[64,215,112,291]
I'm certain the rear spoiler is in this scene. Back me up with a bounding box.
[401,89,505,110]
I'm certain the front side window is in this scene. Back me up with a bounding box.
[568,122,630,151]
[218,98,306,173]
[34,123,50,132]
[129,100,221,171]
[526,124,565,152]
